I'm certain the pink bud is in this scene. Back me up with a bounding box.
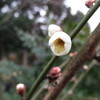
[16,83,26,96]
[69,52,78,57]
[85,0,96,8]
[47,86,52,91]
[46,67,61,84]
[50,67,61,75]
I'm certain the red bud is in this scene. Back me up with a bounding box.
[50,67,61,76]
[85,0,96,8]
[16,83,26,96]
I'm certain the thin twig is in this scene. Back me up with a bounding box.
[0,2,28,26]
[25,1,100,99]
[43,23,100,100]
[32,87,44,100]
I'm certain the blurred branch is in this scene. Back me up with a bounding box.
[31,58,71,100]
[22,50,28,66]
[61,60,96,100]
[93,54,100,62]
[31,60,95,100]
[0,1,29,26]
[60,58,71,70]
[43,23,100,100]
[32,87,44,100]
[25,55,58,100]
[0,10,15,26]
[31,58,72,100]
[71,0,100,39]
[66,93,99,100]
[25,1,100,99]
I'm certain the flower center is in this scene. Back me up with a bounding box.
[53,38,65,53]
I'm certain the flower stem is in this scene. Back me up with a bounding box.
[26,55,58,100]
[0,3,27,26]
[31,87,44,100]
[71,0,100,39]
[25,1,100,99]
[21,96,24,100]
[43,23,100,100]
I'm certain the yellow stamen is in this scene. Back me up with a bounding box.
[53,38,65,53]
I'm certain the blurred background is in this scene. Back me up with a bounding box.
[0,0,100,100]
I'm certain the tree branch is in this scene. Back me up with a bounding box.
[43,23,100,100]
[93,54,100,62]
[25,1,100,99]
[61,60,96,100]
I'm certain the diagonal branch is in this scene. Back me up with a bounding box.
[43,23,100,100]
[61,60,96,100]
[25,1,100,99]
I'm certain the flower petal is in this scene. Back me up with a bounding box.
[49,31,72,56]
[48,24,62,37]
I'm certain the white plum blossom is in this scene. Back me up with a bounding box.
[48,24,62,37]
[49,31,72,56]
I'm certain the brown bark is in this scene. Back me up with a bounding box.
[43,23,100,100]
[22,50,28,66]
[93,55,100,62]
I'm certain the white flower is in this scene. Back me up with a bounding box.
[48,24,62,37]
[49,31,72,56]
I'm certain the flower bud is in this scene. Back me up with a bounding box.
[49,31,72,56]
[83,65,88,70]
[48,24,62,37]
[69,52,78,57]
[50,67,61,76]
[16,83,26,96]
[46,67,61,84]
[85,0,96,8]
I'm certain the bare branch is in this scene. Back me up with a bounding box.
[93,55,100,62]
[43,23,100,100]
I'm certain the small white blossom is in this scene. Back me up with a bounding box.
[16,83,26,96]
[49,31,72,56]
[16,83,25,89]
[48,24,62,37]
